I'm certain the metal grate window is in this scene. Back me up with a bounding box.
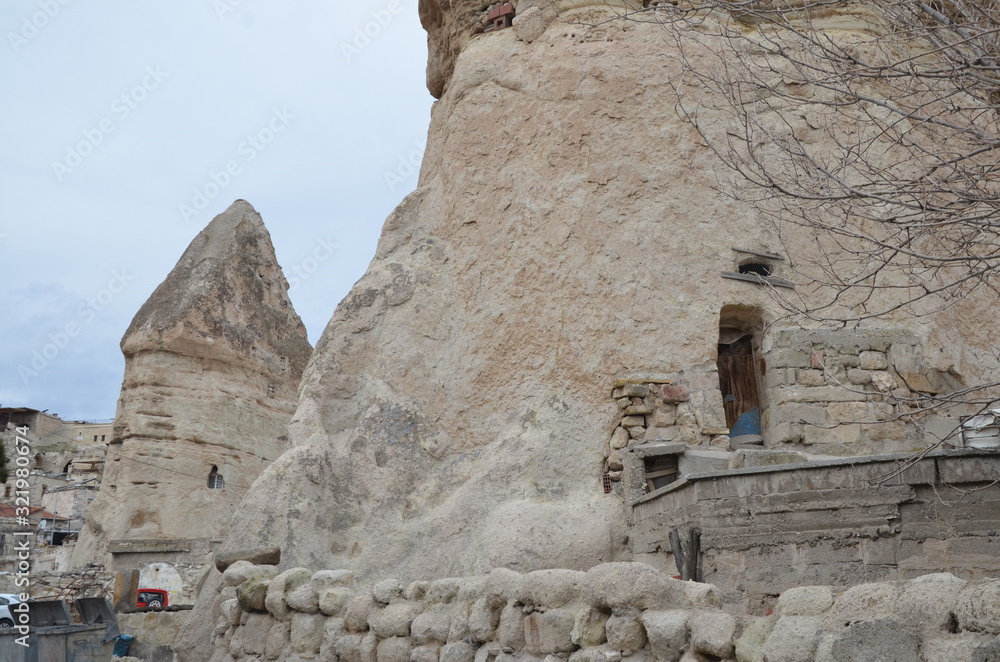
[602,473,613,494]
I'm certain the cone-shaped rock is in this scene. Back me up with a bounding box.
[72,200,312,573]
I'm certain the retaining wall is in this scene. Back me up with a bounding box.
[205,561,1000,662]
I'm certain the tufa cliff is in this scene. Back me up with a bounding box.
[175,0,1000,658]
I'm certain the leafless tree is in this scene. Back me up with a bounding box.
[579,0,1000,422]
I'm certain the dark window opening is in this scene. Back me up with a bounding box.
[644,455,678,492]
[207,465,224,490]
[63,461,72,474]
[738,262,772,277]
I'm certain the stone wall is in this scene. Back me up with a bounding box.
[762,329,968,454]
[200,561,1000,662]
[631,449,1000,614]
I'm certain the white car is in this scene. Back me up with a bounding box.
[0,593,22,628]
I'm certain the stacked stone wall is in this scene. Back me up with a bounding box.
[200,561,1000,662]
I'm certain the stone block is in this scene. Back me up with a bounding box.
[956,579,1000,635]
[826,402,870,423]
[521,568,585,607]
[468,596,503,642]
[238,612,273,656]
[500,601,526,649]
[610,427,630,450]
[412,644,442,662]
[320,618,346,660]
[829,619,918,661]
[374,578,405,604]
[923,633,1000,661]
[370,602,418,638]
[286,582,320,614]
[661,384,690,403]
[606,614,647,655]
[622,415,646,428]
[265,622,290,661]
[766,348,811,369]
[571,606,609,648]
[678,450,731,476]
[683,583,721,609]
[797,370,826,387]
[641,610,688,662]
[441,641,476,662]
[377,636,413,662]
[291,612,326,655]
[412,604,452,645]
[649,405,678,427]
[425,578,463,605]
[734,615,776,662]
[237,575,271,613]
[584,563,686,611]
[320,587,354,616]
[448,601,470,642]
[846,369,871,385]
[888,574,964,635]
[222,561,254,586]
[860,351,889,370]
[760,616,822,662]
[406,581,430,601]
[338,634,365,662]
[361,633,379,662]
[524,610,576,655]
[265,567,313,622]
[689,609,735,659]
[345,595,376,633]
[778,586,833,616]
[619,384,649,398]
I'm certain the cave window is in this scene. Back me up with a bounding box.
[738,262,772,278]
[721,248,794,289]
[643,455,679,492]
[207,466,224,490]
[63,461,72,474]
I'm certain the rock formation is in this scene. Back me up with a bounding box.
[71,200,312,576]
[176,1,1000,658]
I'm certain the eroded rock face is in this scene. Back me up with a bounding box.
[72,200,311,567]
[176,4,1000,657]
[214,2,1000,582]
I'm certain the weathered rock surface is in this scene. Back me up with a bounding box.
[71,200,311,569]
[179,0,1000,656]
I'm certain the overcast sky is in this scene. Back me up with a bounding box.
[0,0,434,421]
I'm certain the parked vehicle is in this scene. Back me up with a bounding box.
[0,593,22,628]
[136,589,169,609]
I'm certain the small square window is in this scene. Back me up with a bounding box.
[644,456,678,492]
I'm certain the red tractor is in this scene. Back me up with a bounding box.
[136,588,169,609]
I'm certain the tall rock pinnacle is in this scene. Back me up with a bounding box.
[72,200,312,573]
